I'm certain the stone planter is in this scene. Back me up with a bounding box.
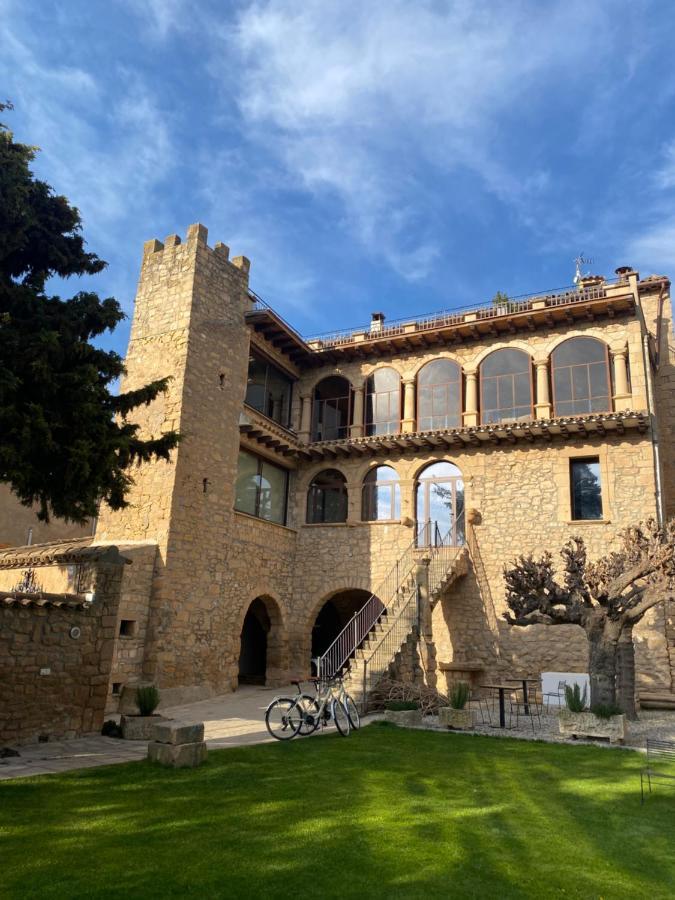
[558,710,626,744]
[438,707,473,730]
[384,709,423,727]
[120,714,169,741]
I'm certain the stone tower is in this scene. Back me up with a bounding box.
[96,223,252,698]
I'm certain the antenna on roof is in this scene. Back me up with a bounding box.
[574,253,594,285]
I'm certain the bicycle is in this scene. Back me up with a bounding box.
[265,672,356,740]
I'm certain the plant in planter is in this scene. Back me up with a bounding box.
[558,684,626,743]
[383,700,423,727]
[121,684,168,740]
[439,682,473,730]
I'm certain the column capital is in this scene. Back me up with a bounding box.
[533,357,549,368]
[609,345,628,358]
[464,368,477,379]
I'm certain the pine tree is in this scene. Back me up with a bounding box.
[0,103,179,523]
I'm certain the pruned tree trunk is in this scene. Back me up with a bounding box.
[587,634,617,706]
[616,626,637,719]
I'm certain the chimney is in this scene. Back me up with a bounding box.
[370,311,385,334]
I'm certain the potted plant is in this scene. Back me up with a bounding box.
[120,685,168,740]
[439,682,473,730]
[558,684,626,744]
[383,700,423,727]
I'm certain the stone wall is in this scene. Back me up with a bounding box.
[0,484,91,549]
[0,559,125,745]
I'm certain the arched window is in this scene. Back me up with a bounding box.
[365,367,401,436]
[552,337,611,416]
[415,461,464,547]
[312,376,352,441]
[480,349,533,424]
[417,359,462,431]
[307,469,348,523]
[362,466,401,521]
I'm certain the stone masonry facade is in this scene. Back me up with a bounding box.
[1,224,674,741]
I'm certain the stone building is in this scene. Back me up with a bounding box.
[1,222,674,741]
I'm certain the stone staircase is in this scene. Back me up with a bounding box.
[341,545,469,707]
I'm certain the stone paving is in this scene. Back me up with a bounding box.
[0,685,285,780]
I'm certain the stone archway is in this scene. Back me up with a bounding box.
[310,588,380,672]
[238,595,286,686]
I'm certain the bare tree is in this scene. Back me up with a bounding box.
[503,519,675,718]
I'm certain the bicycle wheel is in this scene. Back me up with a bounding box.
[331,698,351,737]
[344,695,360,730]
[265,697,302,741]
[296,693,321,735]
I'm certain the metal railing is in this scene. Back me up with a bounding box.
[304,279,620,349]
[355,526,459,703]
[316,529,423,680]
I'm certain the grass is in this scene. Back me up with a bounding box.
[1,724,674,899]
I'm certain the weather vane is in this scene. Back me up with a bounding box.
[573,253,594,285]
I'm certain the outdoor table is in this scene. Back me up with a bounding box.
[479,684,514,728]
[504,679,538,716]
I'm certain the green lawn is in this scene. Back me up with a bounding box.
[1,724,673,899]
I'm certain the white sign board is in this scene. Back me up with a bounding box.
[541,672,590,706]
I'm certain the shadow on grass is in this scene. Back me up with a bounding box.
[1,724,673,899]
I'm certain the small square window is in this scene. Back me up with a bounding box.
[570,458,603,520]
[119,620,136,638]
[111,682,122,696]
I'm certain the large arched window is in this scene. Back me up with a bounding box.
[362,466,401,521]
[365,367,401,436]
[551,337,611,416]
[306,469,348,523]
[415,461,464,547]
[480,349,533,424]
[312,376,352,441]
[417,359,462,431]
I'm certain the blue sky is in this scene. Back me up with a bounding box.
[3,0,675,357]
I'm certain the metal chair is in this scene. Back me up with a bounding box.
[543,680,567,712]
[641,739,675,804]
[509,689,543,732]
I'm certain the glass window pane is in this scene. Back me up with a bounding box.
[554,368,572,403]
[554,337,606,367]
[259,460,288,524]
[572,365,588,401]
[514,372,531,407]
[482,378,498,412]
[499,376,514,409]
[235,451,259,516]
[589,361,609,400]
[482,348,530,377]
[571,459,603,520]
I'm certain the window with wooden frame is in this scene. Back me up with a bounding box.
[480,348,533,424]
[245,350,293,427]
[365,367,401,436]
[362,466,401,521]
[306,469,348,523]
[551,337,612,416]
[311,376,352,441]
[235,450,289,525]
[570,457,603,521]
[416,359,462,431]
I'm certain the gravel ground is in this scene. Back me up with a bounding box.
[374,706,675,750]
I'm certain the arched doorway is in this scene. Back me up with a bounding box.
[310,588,381,673]
[238,596,285,686]
[415,461,465,547]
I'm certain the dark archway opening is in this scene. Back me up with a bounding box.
[239,597,272,685]
[310,588,379,671]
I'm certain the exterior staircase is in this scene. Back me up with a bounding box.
[316,522,469,709]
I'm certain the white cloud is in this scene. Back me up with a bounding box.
[226,0,613,278]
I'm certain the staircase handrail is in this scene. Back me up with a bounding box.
[316,520,436,678]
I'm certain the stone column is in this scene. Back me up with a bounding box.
[463,369,478,427]
[534,358,551,419]
[351,382,365,438]
[402,378,416,433]
[299,394,312,442]
[611,347,632,410]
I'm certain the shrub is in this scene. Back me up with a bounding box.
[449,682,470,710]
[591,703,623,719]
[564,683,588,713]
[384,700,419,711]
[136,685,160,716]
[101,720,122,738]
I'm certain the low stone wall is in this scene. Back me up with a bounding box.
[0,552,126,746]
